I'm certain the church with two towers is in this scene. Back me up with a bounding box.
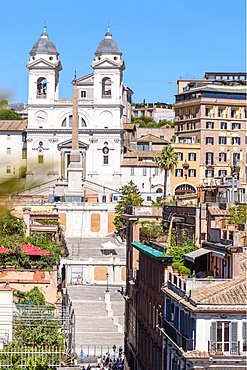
[25,27,132,196]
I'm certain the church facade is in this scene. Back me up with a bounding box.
[25,27,132,192]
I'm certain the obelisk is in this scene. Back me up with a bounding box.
[65,74,83,202]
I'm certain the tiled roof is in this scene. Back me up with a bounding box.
[134,134,169,143]
[208,207,230,216]
[30,211,58,217]
[123,123,137,130]
[0,120,28,131]
[164,253,247,312]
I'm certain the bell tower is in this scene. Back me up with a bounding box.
[26,27,62,127]
[91,29,125,128]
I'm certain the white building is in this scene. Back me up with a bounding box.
[25,27,132,192]
[0,121,27,182]
[161,254,247,369]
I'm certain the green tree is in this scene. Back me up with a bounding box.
[155,145,178,202]
[227,205,247,227]
[168,229,198,264]
[113,181,143,230]
[138,221,165,241]
[0,109,24,120]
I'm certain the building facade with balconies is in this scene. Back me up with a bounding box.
[161,255,247,369]
[174,79,247,190]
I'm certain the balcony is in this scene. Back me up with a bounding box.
[163,319,194,351]
[208,341,240,355]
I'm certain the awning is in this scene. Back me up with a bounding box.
[212,250,226,259]
[184,248,211,263]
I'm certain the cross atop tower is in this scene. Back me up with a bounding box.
[107,19,111,32]
[43,19,47,32]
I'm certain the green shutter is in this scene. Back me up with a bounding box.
[210,322,217,351]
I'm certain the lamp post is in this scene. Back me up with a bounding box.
[106,272,109,293]
[182,160,189,181]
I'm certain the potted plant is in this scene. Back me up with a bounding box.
[172,262,181,274]
[179,266,191,279]
[31,262,37,270]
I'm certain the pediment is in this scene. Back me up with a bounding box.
[57,139,89,149]
[26,58,62,71]
[76,73,94,84]
[92,58,121,68]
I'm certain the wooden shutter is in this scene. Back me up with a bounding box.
[210,322,217,351]
[231,322,238,354]
[243,322,247,351]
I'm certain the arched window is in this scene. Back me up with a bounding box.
[102,77,112,97]
[37,77,47,99]
[174,184,196,195]
[6,164,11,174]
[81,118,87,127]
[61,115,87,128]
[156,188,163,193]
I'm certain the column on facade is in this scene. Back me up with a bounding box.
[61,151,65,178]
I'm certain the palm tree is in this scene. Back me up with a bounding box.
[155,145,178,202]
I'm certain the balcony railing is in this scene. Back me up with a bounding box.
[163,319,194,351]
[208,341,240,355]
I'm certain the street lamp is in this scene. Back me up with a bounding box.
[182,160,189,181]
[106,272,109,293]
[113,344,116,360]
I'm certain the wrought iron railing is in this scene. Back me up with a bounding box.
[163,319,194,351]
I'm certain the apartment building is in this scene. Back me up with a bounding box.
[131,102,174,121]
[161,255,247,369]
[174,81,247,189]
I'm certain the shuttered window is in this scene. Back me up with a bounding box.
[243,322,247,351]
[231,322,238,354]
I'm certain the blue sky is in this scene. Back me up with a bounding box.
[1,0,246,104]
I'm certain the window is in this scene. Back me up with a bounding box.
[81,91,86,98]
[219,136,226,145]
[142,183,144,188]
[38,155,43,164]
[206,122,214,129]
[206,137,214,145]
[102,77,111,96]
[143,168,147,176]
[130,167,135,176]
[22,132,27,142]
[245,109,247,118]
[141,110,145,117]
[232,137,241,145]
[7,135,10,140]
[219,152,227,162]
[219,170,227,177]
[218,108,224,118]
[103,156,109,164]
[175,169,183,177]
[37,77,47,98]
[147,196,152,201]
[231,109,236,118]
[188,152,196,161]
[137,142,149,151]
[6,148,11,155]
[102,195,106,203]
[133,111,138,118]
[191,122,195,129]
[232,122,241,130]
[206,152,214,165]
[189,169,196,177]
[233,153,240,165]
[148,111,153,117]
[22,148,27,159]
[205,169,214,177]
[6,165,11,174]
[160,135,164,140]
[221,122,227,130]
[205,107,211,117]
[154,167,158,176]
[210,321,238,354]
[177,152,183,161]
[81,118,87,127]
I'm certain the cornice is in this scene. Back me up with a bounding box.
[25,128,125,134]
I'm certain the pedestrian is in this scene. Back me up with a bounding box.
[119,346,122,358]
[86,365,91,370]
[97,356,101,367]
[80,349,84,363]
